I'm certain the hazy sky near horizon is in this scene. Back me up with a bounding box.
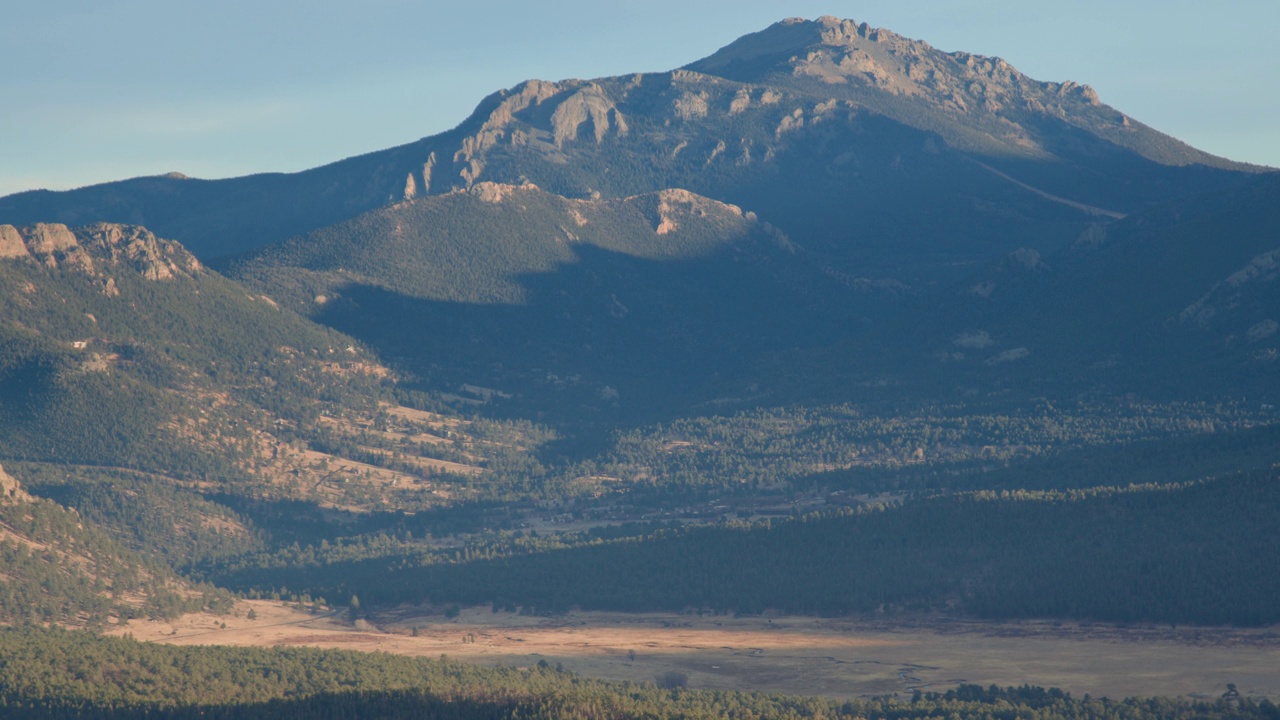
[3,1,1277,196]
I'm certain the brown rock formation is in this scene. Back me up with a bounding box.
[0,224,31,259]
[0,464,31,504]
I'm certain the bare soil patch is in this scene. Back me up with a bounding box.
[384,405,467,430]
[109,603,1280,701]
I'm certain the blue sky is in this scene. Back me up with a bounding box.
[3,0,1277,196]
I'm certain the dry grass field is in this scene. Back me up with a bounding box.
[108,602,1280,701]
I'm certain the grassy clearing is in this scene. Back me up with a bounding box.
[108,604,1280,701]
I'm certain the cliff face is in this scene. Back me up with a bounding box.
[0,222,201,282]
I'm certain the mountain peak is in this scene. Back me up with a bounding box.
[687,16,900,76]
[675,17,1264,174]
[687,16,1102,116]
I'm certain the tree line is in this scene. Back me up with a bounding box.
[214,470,1280,626]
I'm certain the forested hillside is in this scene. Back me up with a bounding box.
[226,182,854,420]
[0,465,231,627]
[0,222,367,478]
[212,470,1280,626]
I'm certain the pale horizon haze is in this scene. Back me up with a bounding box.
[3,1,1277,197]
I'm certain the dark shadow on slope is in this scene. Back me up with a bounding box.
[310,242,873,433]
[900,172,1280,404]
[495,110,1104,287]
[207,493,514,547]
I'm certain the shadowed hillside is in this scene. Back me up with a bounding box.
[228,183,861,421]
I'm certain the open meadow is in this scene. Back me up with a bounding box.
[108,601,1280,701]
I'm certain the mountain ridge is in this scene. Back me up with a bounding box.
[686,16,1253,169]
[0,16,1264,265]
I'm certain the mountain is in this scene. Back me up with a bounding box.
[0,18,1261,286]
[2,16,1273,419]
[4,16,1268,419]
[0,160,415,260]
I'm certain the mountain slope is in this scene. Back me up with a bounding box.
[0,463,231,626]
[911,171,1280,399]
[0,221,409,496]
[219,470,1280,626]
[228,183,856,420]
[0,220,604,517]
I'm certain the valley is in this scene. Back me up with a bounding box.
[109,602,1280,701]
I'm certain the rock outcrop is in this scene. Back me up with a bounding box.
[0,464,31,504]
[2,222,94,271]
[78,223,203,279]
[453,80,563,186]
[550,84,628,147]
[0,222,202,281]
[468,181,539,204]
[0,224,31,259]
[625,188,748,238]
